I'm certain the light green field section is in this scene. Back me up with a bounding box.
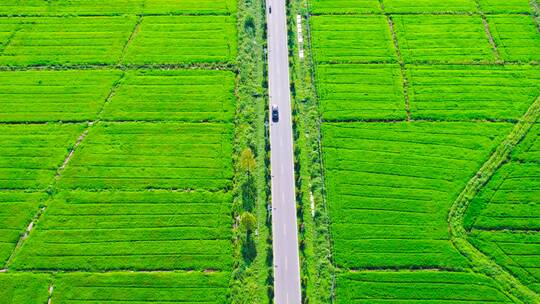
[0,192,47,266]
[123,16,237,65]
[384,0,478,13]
[0,124,85,190]
[12,191,232,271]
[488,15,540,62]
[478,0,532,13]
[0,273,50,304]
[59,122,233,190]
[0,0,237,15]
[393,15,495,63]
[407,65,540,120]
[310,15,396,63]
[322,122,511,269]
[309,0,381,14]
[337,271,513,303]
[102,69,236,122]
[316,64,406,121]
[53,272,229,304]
[0,70,122,122]
[0,16,136,67]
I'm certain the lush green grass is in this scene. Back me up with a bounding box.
[0,192,47,266]
[0,70,122,122]
[385,0,478,13]
[316,64,406,121]
[322,122,511,269]
[0,0,237,16]
[309,0,381,14]
[0,273,50,303]
[0,16,137,66]
[0,124,85,189]
[102,69,236,122]
[123,16,237,65]
[309,15,396,63]
[59,122,233,190]
[488,15,540,62]
[12,190,232,271]
[478,0,533,13]
[53,272,229,304]
[337,271,513,303]
[393,15,495,63]
[407,65,540,120]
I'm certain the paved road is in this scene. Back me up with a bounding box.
[266,0,302,303]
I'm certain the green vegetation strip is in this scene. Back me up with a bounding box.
[448,96,540,303]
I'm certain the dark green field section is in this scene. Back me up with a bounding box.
[316,64,406,121]
[0,124,85,190]
[337,271,513,303]
[52,272,229,304]
[407,65,540,121]
[322,122,511,269]
[0,70,122,122]
[58,122,233,190]
[0,0,236,16]
[466,122,540,293]
[488,15,540,62]
[102,70,236,122]
[0,192,46,266]
[0,16,236,67]
[0,273,50,304]
[11,191,232,271]
[309,15,396,63]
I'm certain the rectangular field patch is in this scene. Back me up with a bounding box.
[322,122,511,269]
[316,64,406,121]
[59,122,233,190]
[102,69,236,122]
[310,15,396,63]
[407,65,540,120]
[0,123,85,190]
[488,15,540,62]
[0,16,137,67]
[123,16,237,65]
[12,191,232,271]
[384,0,478,13]
[0,70,122,123]
[393,15,495,63]
[0,273,50,303]
[309,0,381,14]
[478,0,532,13]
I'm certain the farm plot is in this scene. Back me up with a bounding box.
[0,70,122,123]
[337,271,513,303]
[308,0,381,14]
[316,64,406,121]
[309,15,396,63]
[384,0,478,13]
[59,122,233,190]
[0,124,85,190]
[487,15,540,62]
[0,0,236,16]
[52,272,229,304]
[407,65,540,121]
[392,15,495,63]
[0,16,137,67]
[102,69,236,122]
[465,122,540,292]
[322,122,511,269]
[123,16,237,65]
[478,0,533,13]
[12,191,232,271]
[0,273,50,303]
[0,192,47,266]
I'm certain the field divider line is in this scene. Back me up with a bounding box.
[448,95,540,304]
[531,0,540,32]
[0,27,21,56]
[2,206,47,270]
[47,284,54,304]
[0,62,237,72]
[386,15,411,121]
[118,15,143,65]
[480,15,503,63]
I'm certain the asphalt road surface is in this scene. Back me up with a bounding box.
[266,0,302,303]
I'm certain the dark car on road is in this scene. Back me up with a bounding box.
[272,105,279,122]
